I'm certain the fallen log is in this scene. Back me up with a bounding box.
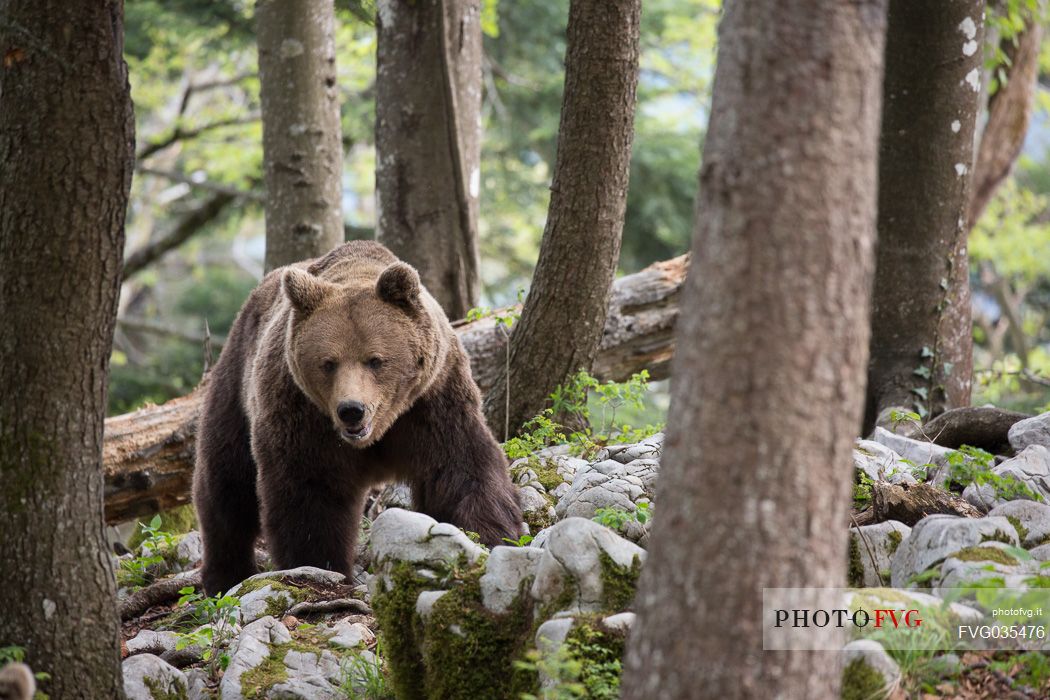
[103,254,688,524]
[852,481,982,528]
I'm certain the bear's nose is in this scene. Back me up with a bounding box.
[337,400,366,426]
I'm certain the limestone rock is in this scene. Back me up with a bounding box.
[327,620,374,650]
[872,427,954,483]
[221,616,291,699]
[849,521,911,587]
[988,500,1050,547]
[555,472,645,520]
[531,517,645,615]
[122,654,187,700]
[369,508,485,574]
[126,630,180,657]
[853,440,911,482]
[1009,412,1050,452]
[889,515,1019,587]
[479,546,543,614]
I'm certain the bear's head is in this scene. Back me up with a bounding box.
[281,262,446,447]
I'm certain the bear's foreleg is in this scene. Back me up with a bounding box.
[406,402,524,548]
[257,464,365,578]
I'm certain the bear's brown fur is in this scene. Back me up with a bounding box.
[193,241,523,594]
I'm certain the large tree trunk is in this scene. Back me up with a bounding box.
[374,0,483,320]
[865,1,985,430]
[101,255,687,523]
[968,19,1043,227]
[0,1,134,696]
[482,0,641,439]
[620,0,886,697]
[257,0,344,272]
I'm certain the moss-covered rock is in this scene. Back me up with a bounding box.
[420,565,533,700]
[949,546,1019,566]
[598,551,641,612]
[841,658,889,700]
[372,563,432,700]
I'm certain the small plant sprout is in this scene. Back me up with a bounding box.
[173,586,241,679]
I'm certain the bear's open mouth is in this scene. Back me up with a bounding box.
[341,423,372,441]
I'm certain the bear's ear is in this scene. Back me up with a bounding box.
[282,268,334,316]
[376,262,422,313]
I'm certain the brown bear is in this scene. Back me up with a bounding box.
[193,241,523,594]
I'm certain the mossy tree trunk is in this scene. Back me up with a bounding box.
[374,0,483,320]
[620,0,887,697]
[257,0,344,272]
[0,1,135,696]
[864,0,986,430]
[482,0,641,438]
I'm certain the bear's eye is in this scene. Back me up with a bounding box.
[321,359,338,374]
[366,357,384,371]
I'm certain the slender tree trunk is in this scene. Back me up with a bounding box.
[375,0,482,320]
[620,1,887,697]
[482,0,641,437]
[0,1,134,696]
[865,1,985,429]
[968,19,1043,227]
[257,0,344,272]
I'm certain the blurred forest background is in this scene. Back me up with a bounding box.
[113,0,705,415]
[113,0,1050,420]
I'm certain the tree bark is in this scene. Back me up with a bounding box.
[482,0,641,439]
[0,1,134,696]
[620,0,887,697]
[865,1,986,430]
[374,0,483,320]
[100,255,687,523]
[257,0,344,272]
[969,20,1043,227]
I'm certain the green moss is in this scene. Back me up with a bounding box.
[980,530,1015,545]
[523,496,556,534]
[598,551,641,612]
[1007,516,1029,544]
[848,535,865,588]
[290,623,357,661]
[537,579,578,623]
[841,658,888,700]
[532,458,568,492]
[511,456,567,493]
[240,647,289,699]
[372,563,431,700]
[421,564,533,700]
[563,619,625,700]
[127,505,198,549]
[143,674,188,700]
[951,546,1019,565]
[234,578,310,618]
[886,529,903,555]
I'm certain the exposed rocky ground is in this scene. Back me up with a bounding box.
[110,411,1050,699]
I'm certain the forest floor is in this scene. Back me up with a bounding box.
[114,410,1050,699]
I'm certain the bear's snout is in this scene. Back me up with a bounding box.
[337,400,366,426]
[336,400,371,442]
